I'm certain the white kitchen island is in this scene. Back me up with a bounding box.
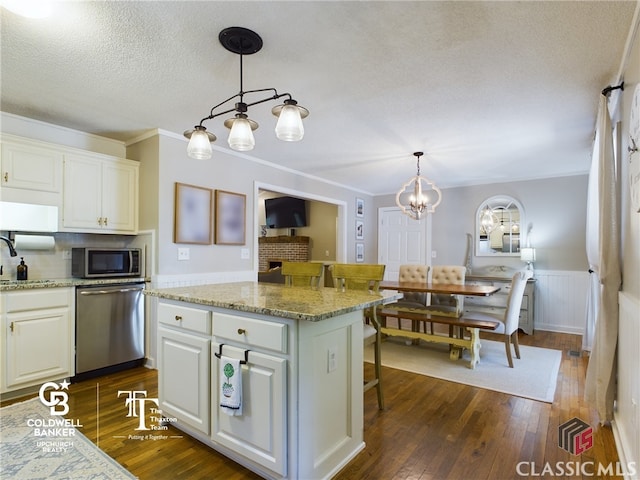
[145,282,401,480]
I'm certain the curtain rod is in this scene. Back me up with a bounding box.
[601,82,624,97]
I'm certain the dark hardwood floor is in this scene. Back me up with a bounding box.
[2,331,621,479]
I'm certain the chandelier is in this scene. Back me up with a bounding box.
[479,205,498,234]
[184,27,309,159]
[395,152,442,220]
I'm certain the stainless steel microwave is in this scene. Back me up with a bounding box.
[72,248,142,278]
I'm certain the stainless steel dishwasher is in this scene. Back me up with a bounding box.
[75,282,145,379]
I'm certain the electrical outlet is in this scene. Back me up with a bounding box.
[177,248,190,261]
[241,248,250,259]
[327,347,337,373]
[432,250,437,258]
[62,250,72,259]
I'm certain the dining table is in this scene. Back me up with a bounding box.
[376,280,502,368]
[378,280,501,297]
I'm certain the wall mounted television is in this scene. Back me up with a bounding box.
[265,196,308,228]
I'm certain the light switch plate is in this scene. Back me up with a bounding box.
[241,248,250,259]
[177,247,190,260]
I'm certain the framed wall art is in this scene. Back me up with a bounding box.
[356,197,364,217]
[215,189,246,245]
[356,243,364,262]
[174,182,213,244]
[356,220,364,240]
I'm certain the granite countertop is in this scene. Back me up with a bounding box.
[145,281,403,322]
[0,277,147,291]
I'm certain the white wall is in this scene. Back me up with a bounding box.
[127,131,374,283]
[614,6,640,475]
[374,175,589,272]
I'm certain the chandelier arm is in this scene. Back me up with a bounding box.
[242,92,291,109]
[198,89,289,125]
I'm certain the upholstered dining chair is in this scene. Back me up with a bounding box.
[387,264,430,331]
[281,261,324,288]
[421,265,467,335]
[331,263,386,410]
[465,270,533,367]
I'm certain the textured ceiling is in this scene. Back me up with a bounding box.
[1,1,636,195]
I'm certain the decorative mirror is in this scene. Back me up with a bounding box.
[475,195,524,256]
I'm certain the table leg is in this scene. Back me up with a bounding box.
[467,327,481,369]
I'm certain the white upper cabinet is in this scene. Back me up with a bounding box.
[0,134,139,234]
[0,135,63,207]
[63,153,139,234]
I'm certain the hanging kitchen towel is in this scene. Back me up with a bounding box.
[219,355,242,416]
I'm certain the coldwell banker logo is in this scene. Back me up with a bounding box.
[558,417,593,455]
[39,380,71,416]
[29,380,83,441]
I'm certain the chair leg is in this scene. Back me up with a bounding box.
[504,335,514,368]
[371,311,384,410]
[373,336,384,409]
[512,331,521,360]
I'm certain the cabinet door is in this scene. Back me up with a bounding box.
[63,154,103,230]
[1,140,62,193]
[158,327,210,434]
[211,343,287,476]
[5,308,72,389]
[101,160,138,233]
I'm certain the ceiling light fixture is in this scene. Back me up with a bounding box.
[1,0,53,18]
[395,152,442,220]
[184,27,309,160]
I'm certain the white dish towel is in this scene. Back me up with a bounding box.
[219,355,242,416]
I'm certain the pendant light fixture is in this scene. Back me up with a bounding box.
[480,206,498,234]
[184,27,309,159]
[395,152,442,220]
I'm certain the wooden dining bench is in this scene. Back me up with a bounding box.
[377,307,500,369]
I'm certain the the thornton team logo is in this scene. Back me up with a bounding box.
[558,417,593,455]
[39,380,70,416]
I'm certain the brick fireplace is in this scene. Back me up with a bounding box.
[258,236,310,271]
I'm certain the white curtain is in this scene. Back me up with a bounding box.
[583,123,600,352]
[584,94,621,423]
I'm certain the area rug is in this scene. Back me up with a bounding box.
[365,336,562,403]
[0,397,136,479]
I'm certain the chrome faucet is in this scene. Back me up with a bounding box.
[0,236,17,257]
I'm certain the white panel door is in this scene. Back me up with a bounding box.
[378,207,429,281]
[211,343,287,476]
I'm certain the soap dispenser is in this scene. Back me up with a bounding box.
[17,257,28,281]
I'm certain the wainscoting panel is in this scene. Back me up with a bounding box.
[534,270,589,334]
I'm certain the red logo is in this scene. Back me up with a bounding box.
[558,417,593,455]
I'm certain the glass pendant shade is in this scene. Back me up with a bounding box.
[187,128,213,160]
[274,104,305,141]
[227,116,256,151]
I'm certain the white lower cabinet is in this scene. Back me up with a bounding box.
[1,288,74,393]
[157,302,211,434]
[211,342,287,476]
[155,298,364,480]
